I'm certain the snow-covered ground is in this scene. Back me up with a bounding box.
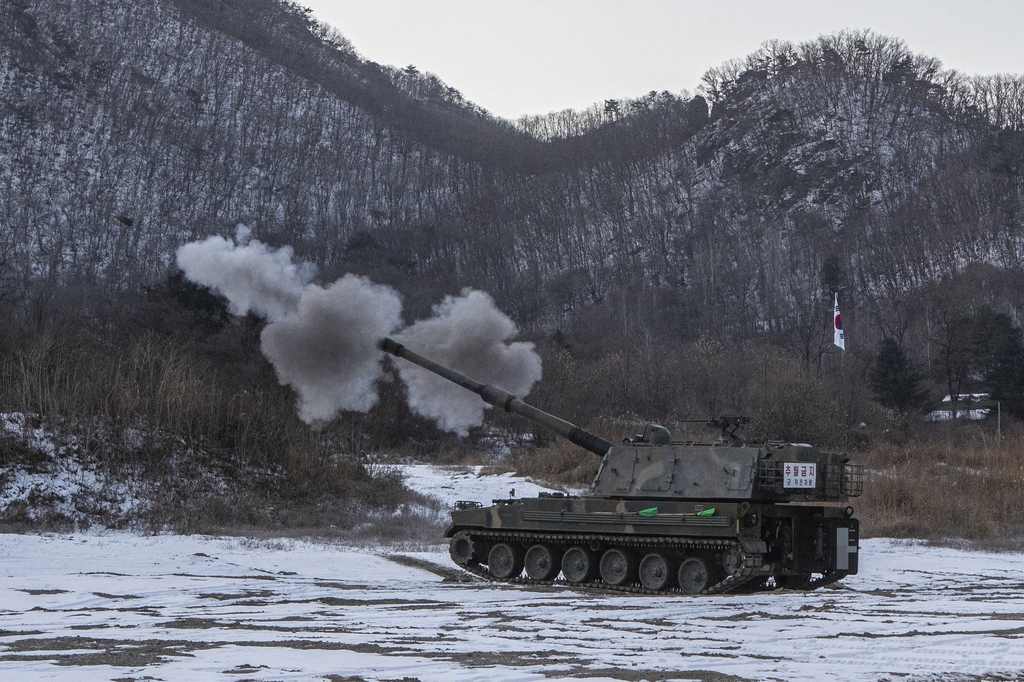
[1,465,1024,682]
[395,463,568,508]
[0,412,264,530]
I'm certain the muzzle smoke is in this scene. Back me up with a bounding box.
[394,290,542,436]
[260,275,403,421]
[175,225,313,320]
[175,228,541,432]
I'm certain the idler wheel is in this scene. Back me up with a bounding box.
[449,532,479,566]
[638,552,674,591]
[599,548,636,587]
[524,544,562,581]
[561,546,597,583]
[677,556,711,594]
[487,542,524,580]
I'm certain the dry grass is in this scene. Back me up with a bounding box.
[859,430,1024,542]
[0,320,428,535]
[515,438,601,491]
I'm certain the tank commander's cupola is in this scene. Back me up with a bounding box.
[629,423,672,445]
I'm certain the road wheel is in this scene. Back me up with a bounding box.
[599,548,636,587]
[677,556,711,594]
[487,543,524,580]
[561,546,597,583]
[524,544,562,581]
[638,552,674,591]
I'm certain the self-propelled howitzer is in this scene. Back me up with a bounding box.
[380,337,862,594]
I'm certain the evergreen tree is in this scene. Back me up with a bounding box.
[972,307,1024,416]
[871,337,928,412]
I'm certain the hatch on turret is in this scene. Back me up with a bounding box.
[637,450,674,492]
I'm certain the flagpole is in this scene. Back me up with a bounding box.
[834,293,846,446]
[841,340,846,444]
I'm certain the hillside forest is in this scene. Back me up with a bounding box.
[1,0,1024,541]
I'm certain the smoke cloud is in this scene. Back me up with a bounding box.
[394,290,543,436]
[261,275,403,421]
[176,225,312,320]
[176,230,541,432]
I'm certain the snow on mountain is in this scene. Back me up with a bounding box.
[3,3,1022,338]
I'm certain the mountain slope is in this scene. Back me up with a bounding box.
[1,0,1023,350]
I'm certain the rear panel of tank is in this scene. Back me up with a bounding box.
[754,503,859,576]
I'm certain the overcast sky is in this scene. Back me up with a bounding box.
[304,0,1024,120]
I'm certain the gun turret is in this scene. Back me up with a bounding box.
[379,337,611,456]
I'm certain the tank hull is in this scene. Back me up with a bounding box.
[447,495,859,593]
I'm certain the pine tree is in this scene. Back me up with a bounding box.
[972,308,1024,416]
[871,337,928,412]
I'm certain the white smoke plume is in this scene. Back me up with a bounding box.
[261,275,403,421]
[176,231,541,431]
[176,225,313,320]
[176,228,402,422]
[394,289,543,436]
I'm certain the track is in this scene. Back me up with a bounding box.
[454,529,765,595]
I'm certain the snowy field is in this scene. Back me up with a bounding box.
[1,466,1024,682]
[396,463,569,508]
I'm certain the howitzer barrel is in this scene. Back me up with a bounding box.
[379,337,611,456]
